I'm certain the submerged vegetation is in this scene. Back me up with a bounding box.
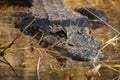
[0,0,120,80]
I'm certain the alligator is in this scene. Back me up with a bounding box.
[2,0,107,61]
[75,7,108,29]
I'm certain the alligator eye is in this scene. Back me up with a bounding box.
[49,25,67,37]
[39,40,48,48]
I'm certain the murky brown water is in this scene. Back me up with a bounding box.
[0,0,120,80]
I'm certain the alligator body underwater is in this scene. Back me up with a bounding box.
[1,0,107,61]
[75,8,108,29]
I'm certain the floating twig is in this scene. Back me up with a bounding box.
[37,57,41,80]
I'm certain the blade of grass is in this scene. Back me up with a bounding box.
[0,36,20,80]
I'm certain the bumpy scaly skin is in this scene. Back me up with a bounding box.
[75,8,108,22]
[55,27,104,61]
[10,0,105,61]
[75,8,108,29]
[15,15,104,61]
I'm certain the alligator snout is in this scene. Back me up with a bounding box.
[54,27,105,61]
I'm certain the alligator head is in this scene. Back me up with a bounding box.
[39,25,105,61]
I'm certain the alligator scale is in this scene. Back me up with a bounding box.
[2,0,107,61]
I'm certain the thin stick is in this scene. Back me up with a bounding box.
[22,17,36,33]
[1,35,19,55]
[47,38,65,50]
[37,57,41,80]
[102,62,120,73]
[75,1,120,34]
[38,29,44,44]
[93,34,120,62]
[25,32,40,46]
[0,36,20,80]
[2,56,20,80]
[0,59,7,64]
